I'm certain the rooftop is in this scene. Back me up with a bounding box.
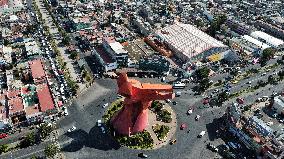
[109,42,128,54]
[242,35,270,50]
[0,0,8,7]
[8,97,24,114]
[29,59,45,80]
[36,84,54,112]
[250,31,284,47]
[155,23,227,59]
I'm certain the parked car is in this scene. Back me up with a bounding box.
[236,98,244,104]
[101,127,106,134]
[138,153,148,158]
[187,108,193,115]
[180,123,187,130]
[97,120,102,127]
[198,131,206,138]
[165,99,171,103]
[207,143,218,152]
[103,103,109,108]
[169,139,177,145]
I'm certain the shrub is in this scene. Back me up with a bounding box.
[157,109,172,123]
[152,124,170,141]
[116,130,154,149]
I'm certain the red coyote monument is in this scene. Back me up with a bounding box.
[111,73,174,135]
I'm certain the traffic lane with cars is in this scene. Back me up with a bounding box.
[206,65,283,96]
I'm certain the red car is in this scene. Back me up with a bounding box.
[0,133,8,139]
[236,98,244,104]
[180,123,187,130]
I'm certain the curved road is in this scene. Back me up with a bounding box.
[56,78,224,159]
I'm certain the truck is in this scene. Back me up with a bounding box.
[173,82,186,89]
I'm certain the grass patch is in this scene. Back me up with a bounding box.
[116,130,154,149]
[103,100,124,126]
[152,124,170,141]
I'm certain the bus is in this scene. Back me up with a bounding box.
[173,82,186,89]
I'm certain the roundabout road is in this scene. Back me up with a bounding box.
[56,78,224,159]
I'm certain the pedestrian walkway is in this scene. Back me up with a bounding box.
[145,103,177,149]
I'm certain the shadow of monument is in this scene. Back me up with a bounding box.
[205,117,225,141]
[61,126,121,152]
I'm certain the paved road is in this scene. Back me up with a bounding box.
[55,78,224,159]
[0,141,52,159]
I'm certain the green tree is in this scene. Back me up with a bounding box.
[30,155,39,159]
[194,66,210,80]
[208,14,227,36]
[199,78,211,92]
[69,51,78,60]
[278,71,284,80]
[0,144,9,154]
[261,48,276,65]
[257,80,266,87]
[20,132,36,148]
[44,144,60,158]
[217,91,229,103]
[268,75,276,84]
[3,39,10,46]
[38,123,53,140]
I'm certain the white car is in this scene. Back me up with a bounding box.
[64,109,68,116]
[198,131,206,138]
[103,103,109,108]
[165,99,171,103]
[97,120,102,127]
[187,108,193,115]
[101,127,106,134]
[195,115,200,121]
[67,126,76,133]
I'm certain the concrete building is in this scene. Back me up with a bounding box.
[102,37,128,67]
[255,20,284,41]
[93,46,117,72]
[230,35,270,56]
[273,96,284,115]
[132,16,152,36]
[226,18,252,35]
[155,23,228,63]
[250,31,284,51]
[248,116,274,137]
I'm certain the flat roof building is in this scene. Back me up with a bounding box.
[250,31,284,50]
[36,84,54,112]
[242,35,270,50]
[155,23,228,62]
[273,96,284,115]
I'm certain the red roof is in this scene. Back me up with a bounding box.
[95,46,115,63]
[7,90,20,98]
[8,97,24,114]
[29,59,45,80]
[37,84,54,112]
[0,0,8,7]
